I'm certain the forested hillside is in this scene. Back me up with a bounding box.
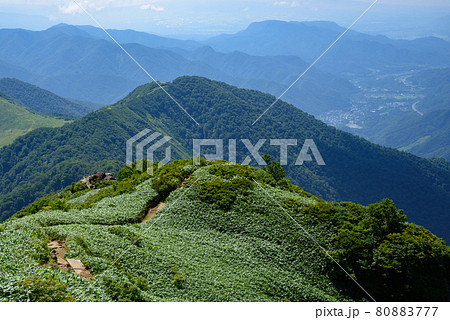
[1,160,448,301]
[0,77,449,241]
[0,78,91,118]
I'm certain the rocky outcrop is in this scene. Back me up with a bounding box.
[79,172,115,189]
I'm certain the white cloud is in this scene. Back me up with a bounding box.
[273,1,304,8]
[55,1,165,15]
[59,3,83,15]
[140,4,165,11]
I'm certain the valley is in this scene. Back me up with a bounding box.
[0,11,449,305]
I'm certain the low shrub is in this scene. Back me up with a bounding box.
[208,163,255,180]
[102,276,149,302]
[19,276,75,302]
[109,226,142,246]
[70,182,88,193]
[151,159,198,197]
[198,177,253,209]
[169,267,186,289]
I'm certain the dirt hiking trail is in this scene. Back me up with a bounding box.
[48,240,93,280]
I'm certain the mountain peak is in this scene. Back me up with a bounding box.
[45,23,91,38]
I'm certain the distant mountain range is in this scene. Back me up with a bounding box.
[0,22,449,238]
[206,20,450,77]
[0,24,360,116]
[0,77,448,242]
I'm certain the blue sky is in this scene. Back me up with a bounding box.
[0,0,449,38]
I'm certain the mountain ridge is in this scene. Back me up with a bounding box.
[1,159,448,301]
[0,76,448,241]
[0,78,91,118]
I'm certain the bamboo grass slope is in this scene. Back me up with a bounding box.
[0,160,449,302]
[0,76,449,244]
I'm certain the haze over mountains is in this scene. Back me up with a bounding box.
[206,21,450,77]
[0,20,449,237]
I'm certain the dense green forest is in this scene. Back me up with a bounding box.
[0,77,449,242]
[0,78,91,118]
[1,160,448,301]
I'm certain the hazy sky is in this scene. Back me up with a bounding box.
[0,0,449,38]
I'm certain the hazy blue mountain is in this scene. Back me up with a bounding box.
[206,20,450,77]
[409,68,450,113]
[74,24,203,51]
[364,109,450,160]
[0,77,448,241]
[0,78,91,118]
[0,27,225,103]
[175,46,358,114]
[0,59,33,81]
[0,25,357,115]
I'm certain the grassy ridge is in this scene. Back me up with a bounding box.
[0,76,449,242]
[0,96,69,147]
[1,160,448,302]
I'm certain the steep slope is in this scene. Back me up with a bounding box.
[1,161,448,302]
[0,78,91,118]
[0,95,69,147]
[369,109,450,160]
[0,77,449,241]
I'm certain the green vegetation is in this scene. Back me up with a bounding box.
[11,170,154,223]
[19,276,75,302]
[0,96,69,147]
[0,160,448,302]
[0,76,449,243]
[0,78,91,118]
[300,199,450,301]
[102,276,149,302]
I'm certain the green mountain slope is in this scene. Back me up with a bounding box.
[369,109,450,160]
[344,68,450,160]
[409,68,450,113]
[0,77,449,242]
[0,94,69,147]
[0,78,92,118]
[1,160,448,302]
